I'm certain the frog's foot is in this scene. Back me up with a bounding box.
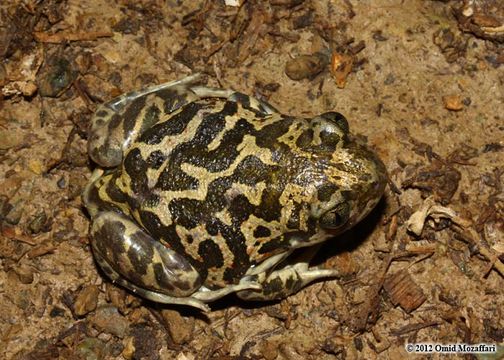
[236,263,342,301]
[190,282,262,302]
[90,211,205,307]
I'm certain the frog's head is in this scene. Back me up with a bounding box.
[299,112,387,236]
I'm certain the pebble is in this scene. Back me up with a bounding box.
[160,309,194,345]
[76,337,105,360]
[89,305,130,338]
[285,53,328,80]
[13,264,34,284]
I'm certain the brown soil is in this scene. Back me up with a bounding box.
[1,1,503,359]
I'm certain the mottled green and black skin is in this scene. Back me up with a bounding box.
[83,74,387,311]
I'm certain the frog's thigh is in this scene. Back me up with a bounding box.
[237,263,342,301]
[90,211,208,308]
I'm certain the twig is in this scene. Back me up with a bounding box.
[34,30,113,43]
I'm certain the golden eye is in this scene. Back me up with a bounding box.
[319,202,350,230]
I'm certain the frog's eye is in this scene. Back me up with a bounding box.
[319,112,349,134]
[319,202,350,230]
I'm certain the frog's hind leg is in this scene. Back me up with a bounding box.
[90,211,209,311]
[93,246,210,312]
[104,73,204,113]
[236,245,342,301]
[190,86,278,116]
[88,73,205,167]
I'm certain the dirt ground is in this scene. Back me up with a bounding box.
[1,0,503,359]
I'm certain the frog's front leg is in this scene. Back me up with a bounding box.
[90,211,210,311]
[237,246,342,302]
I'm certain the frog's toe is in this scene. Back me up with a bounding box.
[191,282,262,302]
[237,263,342,301]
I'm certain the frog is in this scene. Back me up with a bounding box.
[82,73,387,311]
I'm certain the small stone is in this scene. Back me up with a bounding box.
[106,283,129,314]
[160,309,194,345]
[443,95,464,111]
[27,159,43,175]
[128,307,150,323]
[260,340,279,360]
[76,337,105,360]
[4,200,25,225]
[13,264,34,284]
[13,289,31,310]
[74,285,100,316]
[285,53,328,81]
[0,129,24,150]
[90,306,130,338]
[28,211,48,234]
[37,56,76,97]
[225,0,243,6]
[122,337,135,360]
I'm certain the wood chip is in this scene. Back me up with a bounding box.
[383,269,426,313]
[26,242,56,258]
[330,52,354,88]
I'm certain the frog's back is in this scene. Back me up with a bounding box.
[118,96,310,287]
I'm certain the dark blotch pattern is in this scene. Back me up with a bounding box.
[156,88,191,114]
[230,92,271,117]
[317,182,338,202]
[106,177,128,203]
[198,239,224,268]
[152,263,176,292]
[157,163,199,191]
[123,148,149,203]
[95,109,109,118]
[138,104,161,136]
[140,101,209,145]
[87,182,125,215]
[93,220,127,262]
[127,230,153,276]
[258,235,290,255]
[318,130,341,151]
[122,97,147,135]
[296,129,314,149]
[146,150,166,169]
[139,210,208,281]
[253,225,271,238]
